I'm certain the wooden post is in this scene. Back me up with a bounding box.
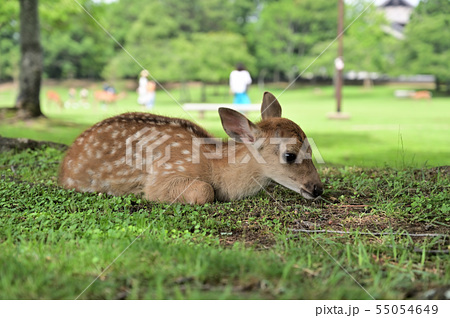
[328,0,350,120]
[336,0,344,113]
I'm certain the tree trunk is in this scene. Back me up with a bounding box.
[435,77,440,92]
[15,0,43,118]
[201,82,207,102]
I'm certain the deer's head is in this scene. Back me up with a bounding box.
[219,92,323,199]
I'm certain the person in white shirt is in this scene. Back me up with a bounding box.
[229,63,252,104]
[137,69,156,109]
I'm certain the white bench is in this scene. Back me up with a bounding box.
[183,103,260,119]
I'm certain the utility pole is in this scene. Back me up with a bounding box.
[328,0,350,119]
[336,0,344,113]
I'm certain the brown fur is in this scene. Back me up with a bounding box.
[59,92,323,204]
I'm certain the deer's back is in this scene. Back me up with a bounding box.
[59,112,213,196]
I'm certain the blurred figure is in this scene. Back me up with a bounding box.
[64,87,77,108]
[79,88,90,108]
[229,63,252,104]
[103,83,116,94]
[137,69,156,110]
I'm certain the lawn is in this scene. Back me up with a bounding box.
[1,82,449,168]
[0,82,449,299]
[0,147,448,299]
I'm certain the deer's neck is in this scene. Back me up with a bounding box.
[208,142,270,201]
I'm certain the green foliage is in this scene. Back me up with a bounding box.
[39,0,115,79]
[7,0,447,84]
[249,0,337,82]
[400,0,450,85]
[102,0,255,82]
[104,32,255,82]
[0,0,20,81]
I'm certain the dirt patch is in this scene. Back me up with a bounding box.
[0,135,68,153]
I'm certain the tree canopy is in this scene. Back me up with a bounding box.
[1,0,448,87]
[400,0,450,90]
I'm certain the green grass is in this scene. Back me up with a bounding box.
[1,83,449,167]
[0,83,449,299]
[0,147,448,299]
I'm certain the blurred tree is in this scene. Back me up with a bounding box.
[15,0,43,118]
[103,0,255,86]
[400,0,450,92]
[249,0,336,83]
[302,0,397,85]
[39,0,115,79]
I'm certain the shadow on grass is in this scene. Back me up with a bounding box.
[0,117,89,145]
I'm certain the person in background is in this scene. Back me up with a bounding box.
[137,69,156,110]
[229,63,252,104]
[103,83,116,94]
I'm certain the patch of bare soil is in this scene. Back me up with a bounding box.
[218,166,449,250]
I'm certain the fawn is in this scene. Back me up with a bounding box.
[46,90,63,109]
[94,90,126,104]
[59,92,323,204]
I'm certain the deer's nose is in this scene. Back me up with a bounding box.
[313,185,323,197]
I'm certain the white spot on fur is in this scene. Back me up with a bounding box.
[181,149,190,155]
[171,142,180,147]
[177,166,186,172]
[114,158,126,166]
[66,178,75,186]
[116,169,131,176]
[104,163,113,172]
[175,160,184,165]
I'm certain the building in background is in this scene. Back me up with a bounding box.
[378,0,414,39]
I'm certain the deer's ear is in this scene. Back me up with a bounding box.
[218,108,260,144]
[261,91,282,119]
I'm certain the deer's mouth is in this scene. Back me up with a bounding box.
[300,188,316,200]
[273,177,318,200]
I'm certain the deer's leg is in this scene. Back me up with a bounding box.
[144,176,215,204]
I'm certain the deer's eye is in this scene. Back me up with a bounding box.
[284,153,297,164]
